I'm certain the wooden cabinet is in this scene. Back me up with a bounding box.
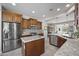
[21,20,26,29]
[30,18,42,29]
[21,19,31,29]
[48,35,66,48]
[2,11,13,22]
[29,18,38,25]
[57,36,66,48]
[2,11,22,23]
[22,38,45,56]
[13,14,22,23]
[21,18,42,29]
[37,21,42,29]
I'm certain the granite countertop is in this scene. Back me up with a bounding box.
[54,39,79,56]
[48,34,74,40]
[21,35,44,43]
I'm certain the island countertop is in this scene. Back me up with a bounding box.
[54,39,79,56]
[21,35,44,43]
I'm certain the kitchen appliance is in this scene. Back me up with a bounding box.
[49,35,57,46]
[2,22,21,53]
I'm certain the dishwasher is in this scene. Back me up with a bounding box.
[49,35,57,46]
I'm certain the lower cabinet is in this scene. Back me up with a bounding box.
[48,35,66,48]
[57,36,66,48]
[22,38,45,56]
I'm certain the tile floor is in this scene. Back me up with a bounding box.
[1,40,58,56]
[41,40,58,56]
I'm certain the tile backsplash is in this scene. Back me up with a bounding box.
[22,29,43,35]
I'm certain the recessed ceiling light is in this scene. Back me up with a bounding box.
[66,4,70,7]
[32,10,35,14]
[49,9,53,11]
[43,15,46,17]
[12,3,16,6]
[57,8,60,11]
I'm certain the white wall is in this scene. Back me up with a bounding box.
[0,6,1,54]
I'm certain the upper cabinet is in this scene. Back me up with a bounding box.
[2,11,22,23]
[2,11,13,22]
[37,21,42,29]
[13,14,22,23]
[29,18,42,29]
[29,18,38,25]
[21,18,42,29]
[21,19,31,29]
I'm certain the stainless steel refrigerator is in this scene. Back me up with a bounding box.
[2,22,21,53]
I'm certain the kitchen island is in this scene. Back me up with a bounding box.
[21,35,45,56]
[48,34,79,56]
[48,34,67,48]
[54,39,79,56]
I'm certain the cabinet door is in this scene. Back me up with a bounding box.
[27,20,31,28]
[31,19,34,25]
[25,39,44,56]
[39,22,42,29]
[16,15,22,23]
[22,20,26,28]
[37,21,42,29]
[33,19,38,25]
[21,20,30,29]
[30,19,37,25]
[13,14,22,23]
[26,18,42,29]
[2,12,7,21]
[2,11,22,23]
[21,20,24,28]
[57,36,66,48]
[34,39,44,55]
[2,12,13,22]
[25,41,35,56]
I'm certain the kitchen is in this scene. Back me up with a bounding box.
[0,3,79,56]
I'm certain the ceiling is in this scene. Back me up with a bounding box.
[2,3,74,21]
